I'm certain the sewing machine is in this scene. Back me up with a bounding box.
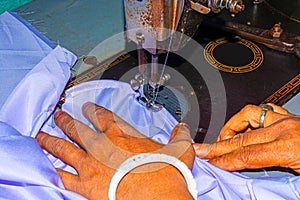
[123,0,245,112]
[117,0,300,142]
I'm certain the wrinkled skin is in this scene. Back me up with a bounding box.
[194,103,300,174]
[36,102,195,200]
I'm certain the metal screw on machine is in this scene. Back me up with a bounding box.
[130,78,141,91]
[83,56,98,66]
[150,73,171,88]
[269,23,283,38]
[210,0,245,13]
[229,0,245,13]
[161,73,171,85]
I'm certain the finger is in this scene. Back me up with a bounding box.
[82,102,143,138]
[56,168,80,190]
[267,103,291,115]
[36,131,86,169]
[194,126,278,158]
[165,123,195,169]
[82,102,114,132]
[54,111,99,148]
[193,143,213,158]
[209,142,283,171]
[168,123,192,144]
[218,105,261,141]
[218,129,237,141]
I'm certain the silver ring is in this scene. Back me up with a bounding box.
[259,104,273,128]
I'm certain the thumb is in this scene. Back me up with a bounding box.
[165,123,195,169]
[168,123,192,144]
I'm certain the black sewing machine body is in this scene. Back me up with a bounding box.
[102,0,300,142]
[15,0,300,142]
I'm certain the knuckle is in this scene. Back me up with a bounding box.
[242,104,255,114]
[229,135,241,148]
[51,138,66,156]
[94,106,110,117]
[228,134,246,149]
[63,120,78,136]
[281,117,300,130]
[176,123,191,136]
[237,146,252,167]
[210,143,221,157]
[238,133,248,147]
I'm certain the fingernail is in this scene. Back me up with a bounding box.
[177,122,191,131]
[82,101,94,114]
[193,143,210,157]
[181,122,190,129]
[193,143,200,151]
[36,131,46,144]
[54,111,64,120]
[223,136,232,140]
[82,101,94,109]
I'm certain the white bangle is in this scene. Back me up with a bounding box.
[108,153,198,200]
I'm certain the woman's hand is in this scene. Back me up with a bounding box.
[194,104,300,174]
[218,104,292,141]
[36,102,195,200]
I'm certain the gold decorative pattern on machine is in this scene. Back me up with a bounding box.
[204,37,264,73]
[58,52,131,107]
[67,53,131,89]
[262,74,300,105]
